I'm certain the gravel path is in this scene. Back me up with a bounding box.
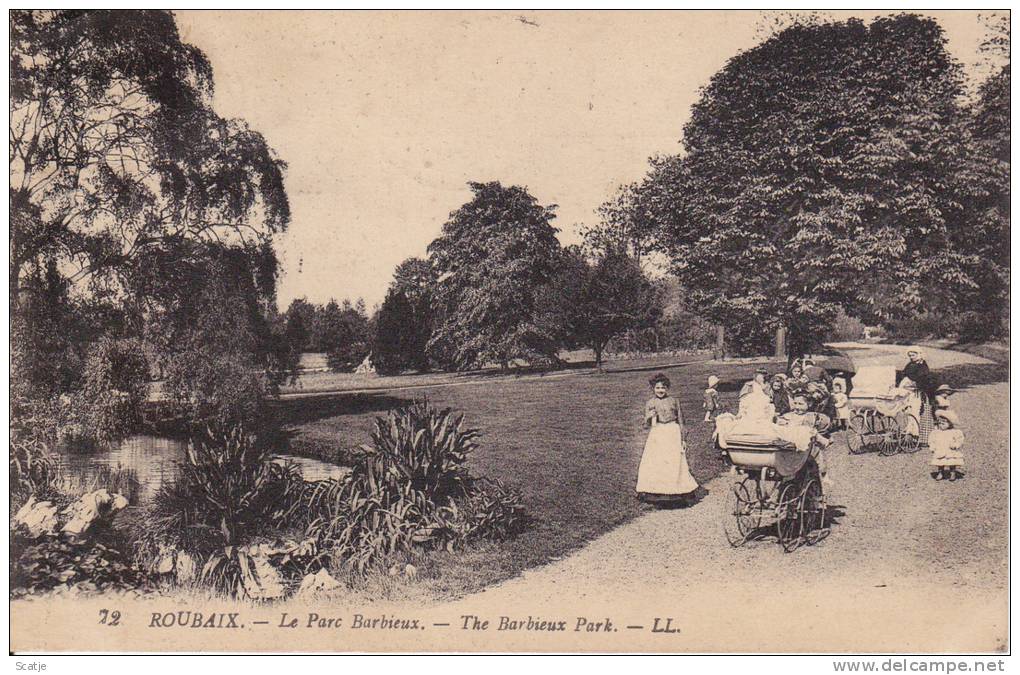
[439,343,1009,652]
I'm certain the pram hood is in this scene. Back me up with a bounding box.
[850,365,901,399]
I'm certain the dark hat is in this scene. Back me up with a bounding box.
[755,366,769,375]
[935,384,955,394]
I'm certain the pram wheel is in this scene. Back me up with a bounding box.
[724,477,760,546]
[800,478,827,545]
[846,415,867,454]
[776,482,803,552]
[896,411,920,453]
[876,412,899,456]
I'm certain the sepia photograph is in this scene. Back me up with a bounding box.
[8,8,1011,656]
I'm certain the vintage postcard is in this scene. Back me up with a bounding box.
[9,9,1010,654]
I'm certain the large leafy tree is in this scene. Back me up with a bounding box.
[372,289,419,374]
[10,10,289,298]
[392,256,437,304]
[282,297,318,353]
[427,181,562,370]
[10,11,290,389]
[951,13,1010,338]
[372,257,437,373]
[547,246,658,368]
[581,182,661,266]
[636,15,971,355]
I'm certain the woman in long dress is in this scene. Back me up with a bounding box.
[636,373,700,502]
[900,346,937,447]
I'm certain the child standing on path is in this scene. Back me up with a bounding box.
[637,373,700,503]
[703,375,720,422]
[832,377,850,430]
[930,386,965,482]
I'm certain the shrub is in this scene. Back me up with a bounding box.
[367,400,477,498]
[140,426,304,553]
[326,342,370,373]
[885,311,950,342]
[956,311,1002,343]
[10,435,57,509]
[457,478,528,541]
[826,310,866,342]
[10,389,60,508]
[132,434,311,599]
[164,351,272,430]
[10,533,152,598]
[299,400,526,576]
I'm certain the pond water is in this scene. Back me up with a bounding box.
[55,435,349,504]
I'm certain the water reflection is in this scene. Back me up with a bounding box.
[56,435,349,504]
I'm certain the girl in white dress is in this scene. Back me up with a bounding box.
[636,373,700,503]
[930,409,965,482]
[832,377,850,430]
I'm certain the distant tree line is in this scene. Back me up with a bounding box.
[296,182,664,375]
[281,297,372,371]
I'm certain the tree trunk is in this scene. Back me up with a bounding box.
[775,326,787,360]
[714,325,725,360]
[786,327,805,369]
[594,343,604,371]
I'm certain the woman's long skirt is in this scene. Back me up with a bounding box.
[636,422,699,500]
[918,399,935,447]
[908,392,935,447]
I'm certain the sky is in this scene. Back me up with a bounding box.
[174,10,991,310]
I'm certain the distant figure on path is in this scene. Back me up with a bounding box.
[636,374,699,503]
[703,375,720,422]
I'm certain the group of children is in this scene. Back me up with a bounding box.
[636,364,966,503]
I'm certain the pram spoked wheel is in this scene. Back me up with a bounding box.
[776,478,827,552]
[776,481,803,552]
[846,414,867,454]
[895,411,920,453]
[800,478,827,546]
[724,476,761,546]
[875,411,900,456]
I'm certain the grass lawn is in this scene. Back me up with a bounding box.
[271,356,787,603]
[946,340,1009,366]
[279,349,713,397]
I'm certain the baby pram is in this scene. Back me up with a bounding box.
[845,365,919,456]
[716,416,828,552]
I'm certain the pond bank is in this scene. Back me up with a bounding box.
[56,435,350,505]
